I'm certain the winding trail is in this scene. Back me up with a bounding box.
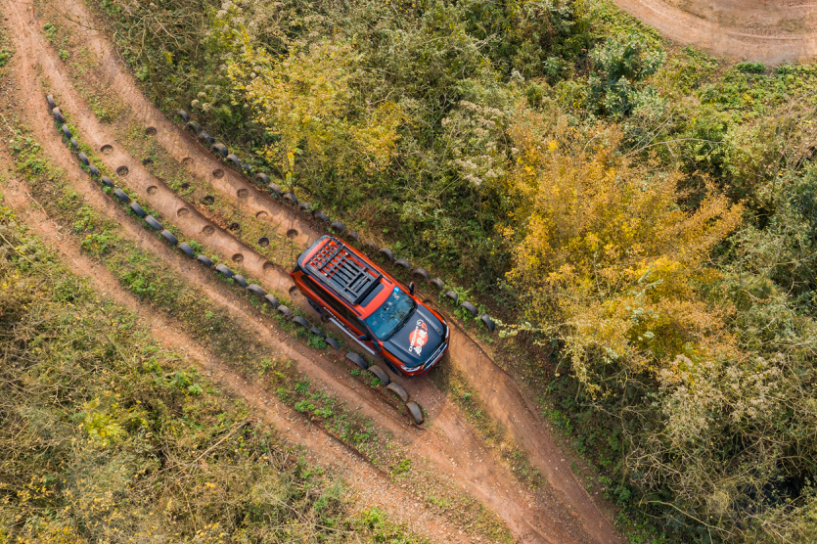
[1,2,606,543]
[6,0,630,542]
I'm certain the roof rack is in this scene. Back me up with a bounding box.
[305,237,382,305]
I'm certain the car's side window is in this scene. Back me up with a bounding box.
[301,275,364,332]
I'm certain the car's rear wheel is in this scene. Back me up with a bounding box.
[383,360,401,376]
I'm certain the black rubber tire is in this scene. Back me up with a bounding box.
[247,284,265,297]
[88,165,100,178]
[326,337,340,350]
[211,143,229,157]
[78,152,89,166]
[101,176,114,188]
[384,360,401,375]
[178,242,195,258]
[431,277,444,290]
[445,290,459,303]
[70,139,79,150]
[349,231,359,241]
[268,183,282,197]
[197,255,214,267]
[309,326,325,338]
[367,365,390,386]
[242,163,253,173]
[215,264,234,278]
[277,305,292,318]
[233,274,248,288]
[479,314,496,332]
[283,193,298,205]
[255,173,270,184]
[299,202,311,212]
[394,258,412,269]
[130,202,147,218]
[412,268,430,280]
[292,316,310,328]
[330,220,346,233]
[61,124,71,139]
[406,401,424,425]
[346,352,369,370]
[47,95,57,109]
[226,153,241,166]
[386,382,409,403]
[145,216,163,231]
[114,188,130,203]
[261,295,277,309]
[460,301,478,316]
[379,248,395,263]
[364,241,379,252]
[313,211,330,223]
[175,110,190,123]
[186,121,202,133]
[160,230,178,246]
[52,107,65,123]
[198,131,215,144]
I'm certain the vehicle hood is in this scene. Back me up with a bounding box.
[383,305,446,368]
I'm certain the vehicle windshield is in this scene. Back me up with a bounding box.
[365,286,416,340]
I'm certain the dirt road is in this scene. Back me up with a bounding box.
[614,0,817,64]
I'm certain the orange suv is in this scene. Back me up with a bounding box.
[291,235,449,377]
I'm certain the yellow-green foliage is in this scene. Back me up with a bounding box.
[503,107,743,395]
[227,33,404,179]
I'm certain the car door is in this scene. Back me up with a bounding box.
[300,275,377,353]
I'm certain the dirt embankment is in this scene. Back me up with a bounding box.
[614,0,817,64]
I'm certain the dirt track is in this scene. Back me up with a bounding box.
[2,1,625,543]
[615,0,817,63]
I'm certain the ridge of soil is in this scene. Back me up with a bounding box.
[613,0,817,64]
[1,3,596,543]
[23,1,626,542]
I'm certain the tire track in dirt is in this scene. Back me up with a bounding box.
[0,175,462,544]
[612,0,817,64]
[3,4,587,543]
[29,2,625,542]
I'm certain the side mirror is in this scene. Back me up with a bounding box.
[409,282,415,296]
[358,334,369,342]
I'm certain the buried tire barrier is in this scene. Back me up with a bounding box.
[178,242,195,258]
[77,152,89,165]
[329,220,346,233]
[394,258,412,270]
[346,352,369,370]
[265,294,280,308]
[406,401,424,425]
[160,230,179,246]
[186,121,202,133]
[247,284,265,297]
[386,382,409,403]
[226,153,241,166]
[145,216,163,231]
[46,94,57,109]
[268,183,282,197]
[175,109,190,123]
[113,188,130,203]
[101,176,114,188]
[198,131,215,144]
[299,202,311,212]
[88,165,100,177]
[480,314,496,332]
[349,231,359,241]
[326,337,340,350]
[52,107,65,123]
[255,173,270,184]
[379,247,395,263]
[129,202,147,218]
[313,211,330,223]
[282,192,298,205]
[215,264,234,278]
[445,290,459,303]
[211,143,229,157]
[292,316,310,329]
[233,274,248,288]
[367,365,390,386]
[61,124,71,139]
[460,301,479,316]
[412,268,430,280]
[242,162,253,173]
[309,326,325,338]
[430,277,444,290]
[70,139,79,150]
[277,305,292,318]
[196,255,214,267]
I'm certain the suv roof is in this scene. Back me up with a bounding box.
[301,236,383,306]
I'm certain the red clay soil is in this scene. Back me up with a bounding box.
[1,4,605,543]
[614,0,817,64]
